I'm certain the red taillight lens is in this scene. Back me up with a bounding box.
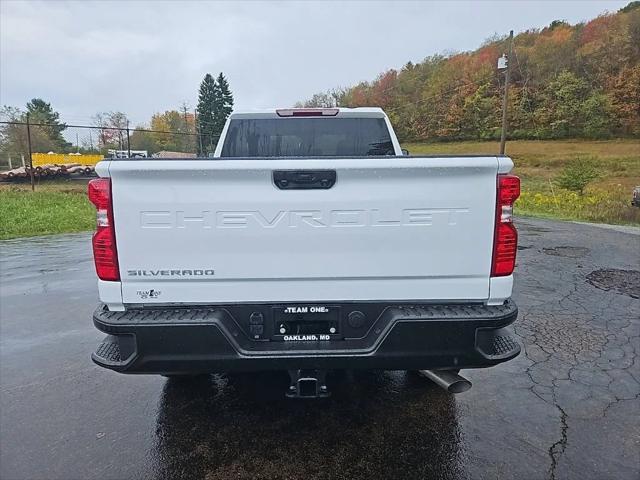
[492,174,520,277]
[498,175,520,204]
[493,222,518,276]
[88,178,119,281]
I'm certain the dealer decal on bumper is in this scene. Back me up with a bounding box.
[283,334,331,341]
[283,306,329,314]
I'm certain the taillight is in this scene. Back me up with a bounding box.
[492,174,520,277]
[88,178,119,281]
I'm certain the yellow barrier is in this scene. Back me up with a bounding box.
[31,153,104,167]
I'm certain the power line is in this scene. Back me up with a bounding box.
[0,120,218,139]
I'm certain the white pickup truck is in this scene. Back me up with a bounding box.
[89,107,520,397]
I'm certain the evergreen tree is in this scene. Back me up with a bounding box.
[25,98,69,150]
[213,72,234,138]
[196,74,219,155]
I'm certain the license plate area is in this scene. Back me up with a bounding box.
[272,306,341,341]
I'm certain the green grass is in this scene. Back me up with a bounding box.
[404,139,640,225]
[1,139,638,239]
[516,182,639,225]
[0,182,94,240]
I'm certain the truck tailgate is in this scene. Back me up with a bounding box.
[105,157,500,304]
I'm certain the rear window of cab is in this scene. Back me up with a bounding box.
[220,117,394,157]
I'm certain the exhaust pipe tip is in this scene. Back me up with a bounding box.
[418,369,472,394]
[446,378,472,394]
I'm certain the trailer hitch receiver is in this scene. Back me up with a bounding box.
[286,369,330,398]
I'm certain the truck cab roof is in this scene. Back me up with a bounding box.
[229,107,387,120]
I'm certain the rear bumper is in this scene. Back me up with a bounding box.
[92,300,520,374]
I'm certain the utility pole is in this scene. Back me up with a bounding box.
[181,102,190,152]
[126,121,131,158]
[26,113,35,191]
[195,108,204,156]
[499,30,514,155]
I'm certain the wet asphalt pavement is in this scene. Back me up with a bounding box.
[1,218,638,480]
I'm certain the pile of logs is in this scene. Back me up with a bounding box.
[0,163,96,181]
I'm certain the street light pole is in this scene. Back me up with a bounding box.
[500,30,514,155]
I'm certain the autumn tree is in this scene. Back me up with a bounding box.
[92,111,129,150]
[609,65,640,135]
[295,91,338,108]
[150,110,196,152]
[129,128,159,154]
[295,3,639,142]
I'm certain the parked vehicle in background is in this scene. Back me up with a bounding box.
[107,149,148,159]
[88,107,521,398]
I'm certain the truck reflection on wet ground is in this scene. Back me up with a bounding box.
[153,371,463,480]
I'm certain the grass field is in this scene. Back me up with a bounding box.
[0,182,94,240]
[0,139,638,240]
[405,139,640,225]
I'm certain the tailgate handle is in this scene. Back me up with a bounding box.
[273,170,336,190]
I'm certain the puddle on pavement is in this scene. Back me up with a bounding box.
[586,269,640,299]
[542,246,590,258]
[518,225,552,237]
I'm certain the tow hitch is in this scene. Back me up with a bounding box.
[286,369,330,398]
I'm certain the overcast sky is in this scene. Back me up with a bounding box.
[0,0,629,127]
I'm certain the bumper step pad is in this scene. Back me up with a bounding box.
[92,335,134,368]
[476,327,520,360]
[489,335,520,357]
[96,339,121,363]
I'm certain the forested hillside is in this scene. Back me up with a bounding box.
[298,2,640,142]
